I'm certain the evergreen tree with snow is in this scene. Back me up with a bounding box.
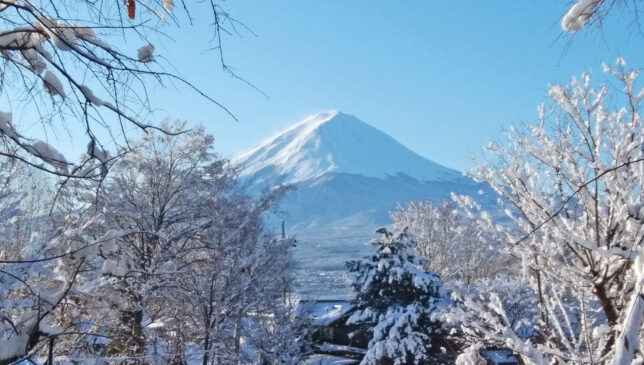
[347,228,450,365]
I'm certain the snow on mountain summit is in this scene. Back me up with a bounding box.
[231,111,462,184]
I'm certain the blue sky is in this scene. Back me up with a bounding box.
[142,1,642,172]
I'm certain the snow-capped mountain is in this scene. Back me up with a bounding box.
[232,111,495,298]
[232,111,462,185]
[232,111,492,231]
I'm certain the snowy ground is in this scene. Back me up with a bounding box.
[303,355,359,365]
[291,227,376,299]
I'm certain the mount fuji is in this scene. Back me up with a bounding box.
[231,111,495,297]
[232,111,493,230]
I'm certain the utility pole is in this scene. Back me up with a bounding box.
[48,337,54,365]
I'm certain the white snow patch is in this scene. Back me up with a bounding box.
[0,30,44,49]
[97,229,121,254]
[26,140,68,173]
[74,27,95,41]
[592,324,610,339]
[39,284,67,307]
[147,321,165,329]
[102,259,129,276]
[456,343,485,365]
[0,334,29,361]
[303,355,358,364]
[299,300,354,326]
[0,111,18,139]
[43,71,66,97]
[162,0,174,13]
[19,49,46,74]
[79,85,104,106]
[39,320,64,336]
[34,17,78,51]
[137,43,155,63]
[562,0,601,31]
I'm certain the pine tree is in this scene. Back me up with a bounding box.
[347,228,450,365]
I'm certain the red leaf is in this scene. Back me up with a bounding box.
[127,0,135,20]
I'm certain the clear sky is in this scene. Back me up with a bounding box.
[135,1,643,172]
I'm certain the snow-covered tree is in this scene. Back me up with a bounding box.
[249,302,313,365]
[0,158,104,364]
[347,228,450,365]
[443,275,541,363]
[471,275,540,339]
[0,1,240,179]
[166,197,297,365]
[392,200,510,285]
[561,0,642,32]
[44,121,297,363]
[449,59,644,364]
[66,122,228,359]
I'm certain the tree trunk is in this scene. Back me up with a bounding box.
[202,332,210,365]
[48,337,54,365]
[594,282,618,355]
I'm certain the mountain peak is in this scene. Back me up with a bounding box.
[295,110,342,127]
[279,110,364,138]
[231,112,462,184]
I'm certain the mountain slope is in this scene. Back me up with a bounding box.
[232,111,492,231]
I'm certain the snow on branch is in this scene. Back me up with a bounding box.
[562,0,602,31]
[0,0,241,180]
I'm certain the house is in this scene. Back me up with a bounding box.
[297,299,370,358]
[297,299,464,363]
